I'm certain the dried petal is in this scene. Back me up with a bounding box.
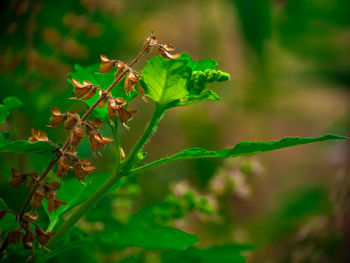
[157,48,180,59]
[10,168,27,188]
[91,119,103,128]
[49,181,61,190]
[100,54,117,74]
[49,106,67,127]
[71,125,85,146]
[144,35,158,53]
[97,90,109,109]
[35,227,55,247]
[118,107,137,123]
[57,156,73,178]
[31,189,45,209]
[73,158,96,181]
[24,211,38,221]
[29,128,48,142]
[22,231,35,249]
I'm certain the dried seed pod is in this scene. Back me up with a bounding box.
[10,168,28,188]
[22,231,35,249]
[29,128,48,142]
[108,97,137,123]
[48,181,61,191]
[88,130,114,152]
[64,112,80,130]
[157,47,180,59]
[97,90,109,109]
[71,125,85,147]
[46,190,67,213]
[9,229,24,245]
[22,211,38,231]
[57,156,73,178]
[71,79,97,100]
[124,71,139,95]
[26,171,40,191]
[73,158,96,181]
[120,147,125,160]
[31,189,45,209]
[99,54,118,74]
[49,106,67,127]
[144,35,158,53]
[35,227,55,247]
[24,211,38,222]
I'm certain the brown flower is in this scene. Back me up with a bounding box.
[49,106,67,127]
[99,54,118,74]
[10,168,28,188]
[73,158,96,181]
[88,130,114,152]
[29,128,48,142]
[71,125,85,146]
[57,156,73,178]
[22,231,35,249]
[8,229,24,245]
[35,227,56,247]
[124,71,139,95]
[32,188,45,209]
[46,190,67,213]
[108,97,137,124]
[26,171,40,191]
[71,79,97,100]
[156,43,181,59]
[84,119,103,136]
[96,90,109,109]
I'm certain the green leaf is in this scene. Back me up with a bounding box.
[0,134,57,154]
[141,56,191,105]
[180,53,218,71]
[0,199,18,231]
[67,64,137,121]
[162,134,345,159]
[170,90,221,108]
[98,226,199,250]
[131,134,345,174]
[0,96,22,123]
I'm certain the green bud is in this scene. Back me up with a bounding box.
[206,70,218,82]
[216,70,230,82]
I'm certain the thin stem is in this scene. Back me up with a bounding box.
[47,169,123,248]
[109,121,121,167]
[122,105,165,172]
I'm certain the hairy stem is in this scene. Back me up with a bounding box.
[122,105,165,172]
[47,169,123,248]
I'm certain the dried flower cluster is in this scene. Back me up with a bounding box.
[0,34,181,253]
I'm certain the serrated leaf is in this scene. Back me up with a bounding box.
[98,226,199,250]
[141,56,191,105]
[134,134,345,172]
[0,133,57,154]
[67,64,137,121]
[0,96,22,123]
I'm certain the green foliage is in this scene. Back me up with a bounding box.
[0,132,56,154]
[98,226,199,250]
[0,96,22,124]
[0,199,19,232]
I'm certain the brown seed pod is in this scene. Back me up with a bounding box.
[10,168,28,188]
[73,158,96,181]
[26,171,40,192]
[99,54,118,74]
[46,190,67,213]
[31,188,45,209]
[71,125,85,147]
[124,71,139,95]
[35,227,56,247]
[49,106,67,127]
[71,79,97,100]
[88,130,114,153]
[57,156,74,178]
[64,112,80,130]
[29,128,48,142]
[22,231,35,249]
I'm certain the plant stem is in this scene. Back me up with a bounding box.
[47,169,123,248]
[122,105,165,172]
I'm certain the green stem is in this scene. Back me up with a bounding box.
[122,105,165,172]
[109,120,121,168]
[47,169,123,248]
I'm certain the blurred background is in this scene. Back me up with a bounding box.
[0,0,349,262]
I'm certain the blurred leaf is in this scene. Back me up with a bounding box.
[0,133,57,154]
[180,53,218,71]
[0,96,22,124]
[162,244,255,263]
[98,226,199,250]
[0,199,18,231]
[141,56,191,105]
[171,90,221,108]
[67,64,137,121]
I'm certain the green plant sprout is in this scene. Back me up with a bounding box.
[0,34,345,262]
